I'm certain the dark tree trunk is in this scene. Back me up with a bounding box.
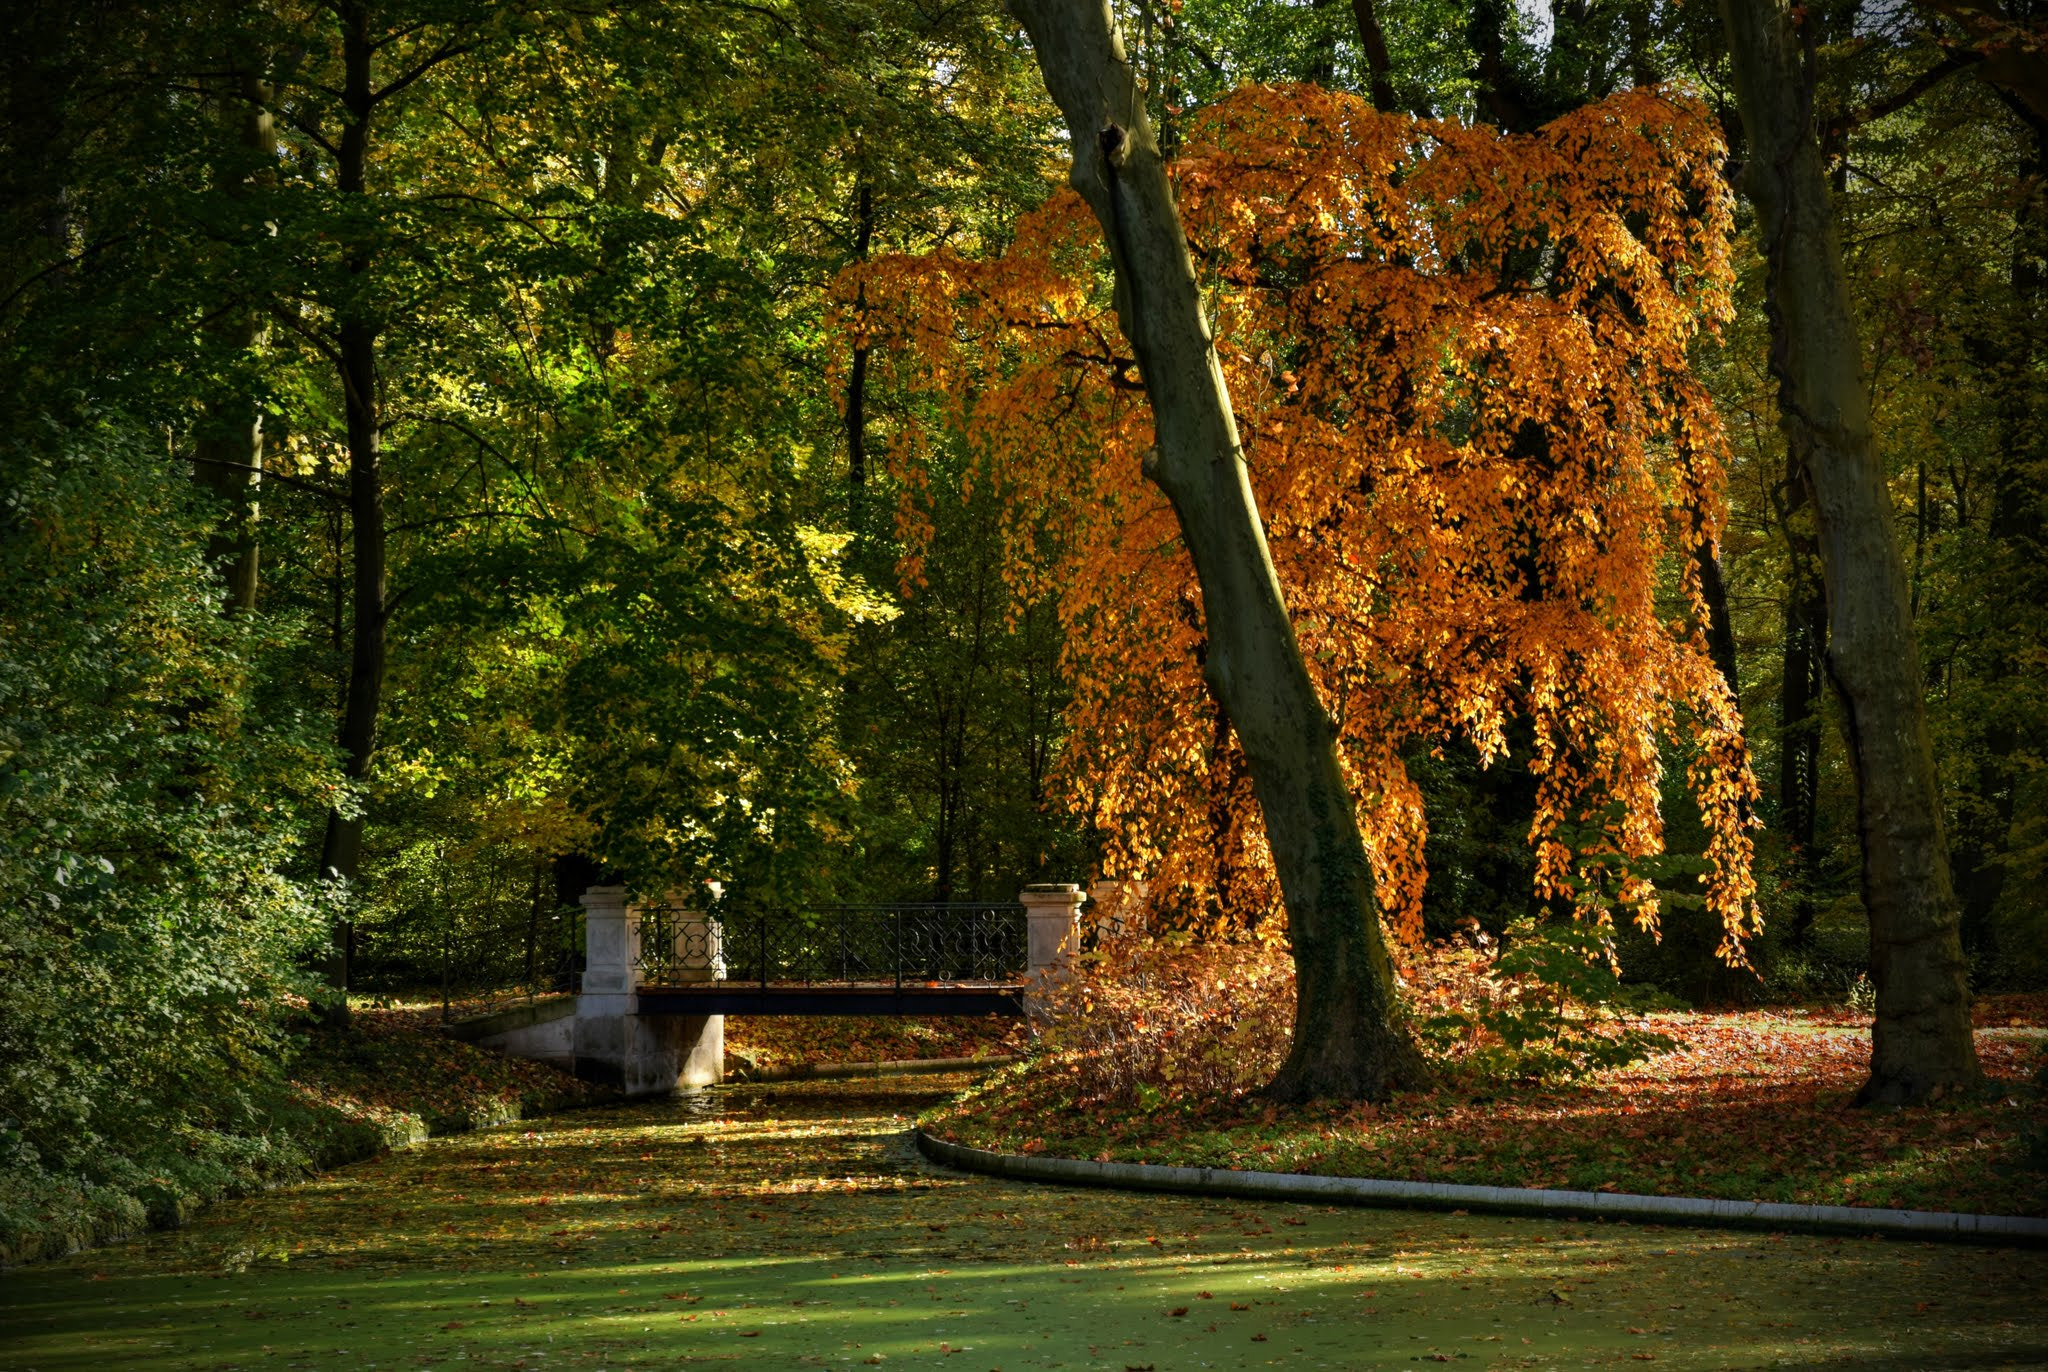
[592,123,669,359]
[933,699,962,904]
[0,1,82,300]
[192,70,275,613]
[845,346,869,486]
[1203,695,1251,926]
[1719,0,1980,1103]
[1305,0,1338,86]
[847,182,874,488]
[1346,0,1399,111]
[316,1,388,1026]
[1009,0,1428,1100]
[1696,541,1740,699]
[1625,0,1659,89]
[1957,96,2048,962]
[1778,517,1826,946]
[1467,0,1542,132]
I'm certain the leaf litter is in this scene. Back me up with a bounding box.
[936,998,2048,1218]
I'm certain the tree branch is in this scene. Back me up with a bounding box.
[1823,51,1979,143]
[0,235,131,314]
[1128,0,1226,80]
[372,35,474,106]
[186,455,346,502]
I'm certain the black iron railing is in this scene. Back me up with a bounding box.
[633,903,1028,988]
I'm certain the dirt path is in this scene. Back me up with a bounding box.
[5,1076,2044,1370]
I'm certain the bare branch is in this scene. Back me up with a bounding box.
[186,455,346,502]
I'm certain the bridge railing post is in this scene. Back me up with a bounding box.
[580,885,634,996]
[683,910,724,981]
[646,900,723,982]
[1019,883,1085,1017]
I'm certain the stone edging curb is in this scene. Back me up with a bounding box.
[913,1130,2048,1247]
[730,1055,1020,1083]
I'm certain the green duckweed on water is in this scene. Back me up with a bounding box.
[4,1075,2044,1371]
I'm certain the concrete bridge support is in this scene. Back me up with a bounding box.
[572,885,722,1094]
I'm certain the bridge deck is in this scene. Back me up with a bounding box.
[634,981,1026,1017]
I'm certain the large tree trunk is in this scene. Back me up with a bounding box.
[1304,0,1339,86]
[592,121,669,360]
[0,2,81,301]
[1007,0,1428,1100]
[192,70,274,613]
[1778,542,1826,947]
[1956,94,2048,963]
[846,181,874,488]
[316,0,388,1025]
[1718,0,1980,1103]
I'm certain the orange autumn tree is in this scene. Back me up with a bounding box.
[844,84,1761,972]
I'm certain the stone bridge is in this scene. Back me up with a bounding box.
[450,883,1101,1094]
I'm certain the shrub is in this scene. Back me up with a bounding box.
[1411,919,1681,1082]
[0,417,338,1260]
[1018,919,1681,1116]
[1029,933,1296,1112]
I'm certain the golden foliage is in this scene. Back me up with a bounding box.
[840,85,1760,960]
[1032,935,1300,1110]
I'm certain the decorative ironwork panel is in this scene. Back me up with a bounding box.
[633,907,723,985]
[633,903,1027,987]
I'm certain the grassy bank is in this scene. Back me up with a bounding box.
[0,1000,606,1267]
[927,995,2048,1218]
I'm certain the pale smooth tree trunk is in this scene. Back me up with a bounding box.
[1718,0,1981,1102]
[1007,0,1428,1100]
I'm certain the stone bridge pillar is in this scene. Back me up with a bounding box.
[1020,882,1085,1016]
[573,886,722,1094]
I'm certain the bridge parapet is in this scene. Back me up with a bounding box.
[564,883,1087,1096]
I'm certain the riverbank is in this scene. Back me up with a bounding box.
[0,1000,608,1268]
[926,995,2048,1219]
